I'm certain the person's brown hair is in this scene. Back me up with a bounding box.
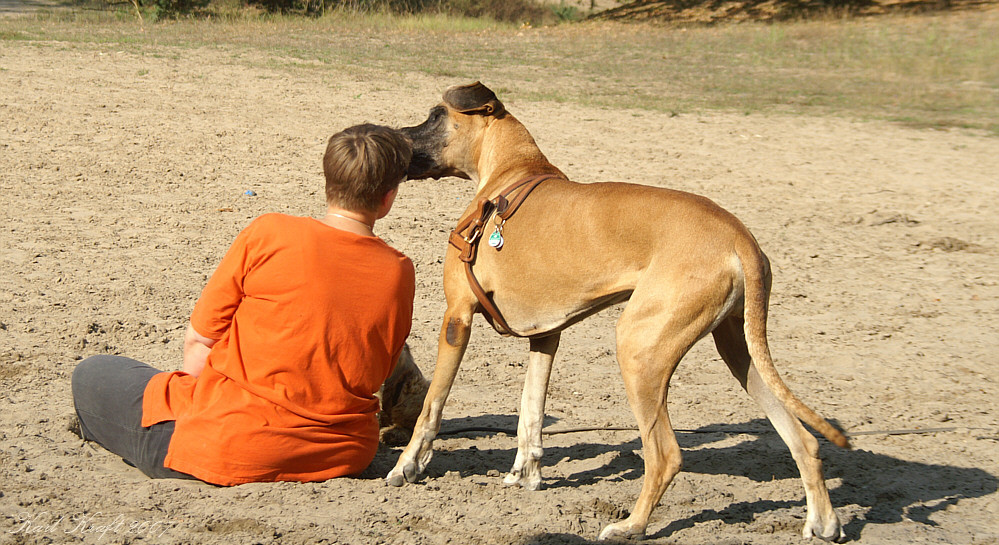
[323,124,412,212]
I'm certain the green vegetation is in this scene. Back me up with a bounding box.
[2,7,997,134]
[51,0,569,23]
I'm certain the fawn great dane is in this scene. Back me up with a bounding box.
[386,82,849,542]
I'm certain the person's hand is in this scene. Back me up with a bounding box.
[182,323,217,378]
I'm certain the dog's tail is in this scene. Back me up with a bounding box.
[739,243,851,449]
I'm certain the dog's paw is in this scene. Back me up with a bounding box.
[598,519,646,541]
[386,462,418,487]
[385,435,436,487]
[802,516,846,542]
[385,470,406,487]
[502,469,542,491]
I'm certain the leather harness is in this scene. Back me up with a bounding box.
[448,173,562,337]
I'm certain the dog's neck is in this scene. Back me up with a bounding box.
[474,114,565,195]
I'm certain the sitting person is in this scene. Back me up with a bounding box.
[72,124,416,484]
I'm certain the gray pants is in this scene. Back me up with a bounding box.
[71,355,195,480]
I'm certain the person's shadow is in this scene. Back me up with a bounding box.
[366,415,997,543]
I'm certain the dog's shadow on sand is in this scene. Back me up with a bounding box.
[368,415,997,543]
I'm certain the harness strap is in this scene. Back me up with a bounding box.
[448,173,562,336]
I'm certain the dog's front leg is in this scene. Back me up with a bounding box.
[504,332,560,490]
[386,305,474,486]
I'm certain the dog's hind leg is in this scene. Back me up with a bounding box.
[504,332,561,490]
[387,303,476,486]
[712,315,845,542]
[598,285,721,541]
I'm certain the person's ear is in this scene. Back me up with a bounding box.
[377,187,399,219]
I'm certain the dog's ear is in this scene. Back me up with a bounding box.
[443,81,505,116]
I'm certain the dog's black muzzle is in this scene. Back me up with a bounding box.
[400,106,450,180]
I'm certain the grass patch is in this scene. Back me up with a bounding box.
[0,8,996,133]
[0,29,29,40]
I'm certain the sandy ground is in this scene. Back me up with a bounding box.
[1,28,998,545]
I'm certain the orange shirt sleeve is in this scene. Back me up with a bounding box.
[142,220,256,427]
[189,220,256,340]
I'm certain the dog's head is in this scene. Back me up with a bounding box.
[400,81,505,181]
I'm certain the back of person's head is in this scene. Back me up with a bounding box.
[324,124,412,212]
